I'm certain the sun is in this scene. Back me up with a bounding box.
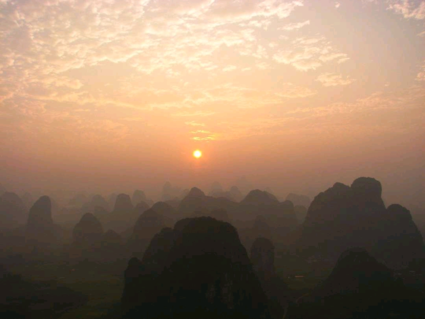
[193,150,202,159]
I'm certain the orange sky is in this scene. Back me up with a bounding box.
[0,0,424,208]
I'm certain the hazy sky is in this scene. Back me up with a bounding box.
[0,0,424,208]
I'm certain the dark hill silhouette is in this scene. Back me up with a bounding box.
[113,194,133,213]
[26,196,60,254]
[69,213,103,261]
[299,177,425,269]
[251,237,290,319]
[127,208,165,258]
[102,229,123,248]
[122,217,272,319]
[240,215,272,249]
[99,229,125,262]
[293,248,424,319]
[313,248,396,298]
[72,213,103,246]
[236,194,298,247]
[164,198,180,209]
[150,201,177,227]
[241,190,279,206]
[133,200,149,215]
[178,187,237,218]
[190,208,231,224]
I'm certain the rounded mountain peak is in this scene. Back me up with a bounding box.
[29,196,52,220]
[113,193,134,212]
[351,177,382,198]
[186,187,205,198]
[386,204,412,222]
[242,189,279,205]
[79,212,102,226]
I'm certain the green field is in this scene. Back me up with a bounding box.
[11,262,124,319]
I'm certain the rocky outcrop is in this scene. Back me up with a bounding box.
[127,209,165,257]
[236,194,298,247]
[26,196,59,252]
[178,187,237,218]
[191,208,231,223]
[209,209,230,223]
[178,187,205,213]
[139,227,177,274]
[240,216,273,253]
[122,217,272,319]
[313,248,395,298]
[133,201,149,215]
[351,177,384,208]
[164,198,180,210]
[70,213,104,260]
[150,202,177,227]
[113,194,134,213]
[102,229,123,248]
[250,238,289,319]
[299,177,425,269]
[373,204,425,269]
[241,190,279,206]
[72,213,104,246]
[251,237,275,281]
[100,229,124,262]
[290,248,421,319]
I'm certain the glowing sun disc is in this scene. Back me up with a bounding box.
[193,150,202,158]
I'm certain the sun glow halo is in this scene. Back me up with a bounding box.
[193,150,202,159]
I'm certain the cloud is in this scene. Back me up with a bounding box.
[273,36,349,71]
[0,0,422,149]
[191,129,216,141]
[387,0,425,19]
[316,73,356,87]
[173,111,216,117]
[280,20,310,31]
[185,121,206,127]
[279,83,317,98]
[417,62,425,81]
